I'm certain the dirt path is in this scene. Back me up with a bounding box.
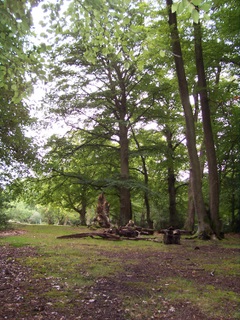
[0,235,239,319]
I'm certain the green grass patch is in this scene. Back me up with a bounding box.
[155,276,240,319]
[0,224,239,319]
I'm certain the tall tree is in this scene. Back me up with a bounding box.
[166,0,212,238]
[41,0,153,225]
[193,18,221,236]
[131,128,153,228]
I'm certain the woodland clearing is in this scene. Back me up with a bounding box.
[0,225,239,320]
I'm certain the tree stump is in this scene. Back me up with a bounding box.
[163,226,181,244]
[93,193,111,228]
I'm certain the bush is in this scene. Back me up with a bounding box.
[0,212,9,230]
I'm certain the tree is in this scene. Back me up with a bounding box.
[0,0,42,185]
[166,0,213,238]
[193,18,221,236]
[40,0,155,226]
[131,128,153,228]
[23,0,239,233]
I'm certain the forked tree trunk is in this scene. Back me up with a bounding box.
[193,21,221,237]
[166,0,212,238]
[184,142,205,231]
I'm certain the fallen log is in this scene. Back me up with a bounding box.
[57,231,157,241]
[57,232,121,240]
[121,237,157,241]
[57,223,156,241]
[135,227,155,235]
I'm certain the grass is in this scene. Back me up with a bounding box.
[0,224,239,319]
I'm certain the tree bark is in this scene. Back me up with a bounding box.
[108,63,132,226]
[184,171,195,231]
[119,109,132,226]
[165,128,177,227]
[131,129,153,229]
[193,21,221,237]
[166,0,212,237]
[79,207,87,226]
[67,193,87,226]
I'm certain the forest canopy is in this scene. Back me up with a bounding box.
[0,0,239,236]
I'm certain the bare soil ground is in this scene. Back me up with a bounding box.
[0,231,239,320]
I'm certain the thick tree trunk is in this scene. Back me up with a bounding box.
[110,63,132,226]
[119,120,132,226]
[166,0,212,237]
[193,21,221,237]
[165,128,177,227]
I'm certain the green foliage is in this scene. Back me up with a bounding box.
[0,0,43,185]
[3,0,237,231]
[5,201,38,223]
[171,0,211,22]
[0,212,9,230]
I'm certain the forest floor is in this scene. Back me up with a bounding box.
[0,226,239,320]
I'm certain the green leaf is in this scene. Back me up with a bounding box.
[160,50,165,57]
[191,0,202,6]
[182,0,189,7]
[177,1,185,14]
[124,61,130,69]
[188,3,195,13]
[137,59,144,72]
[200,2,211,12]
[172,2,179,13]
[203,13,210,20]
[192,8,199,23]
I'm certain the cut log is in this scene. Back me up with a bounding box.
[162,227,181,245]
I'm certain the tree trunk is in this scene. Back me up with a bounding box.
[119,119,132,226]
[193,21,221,237]
[184,144,205,231]
[184,95,204,232]
[165,128,177,227]
[184,171,195,231]
[166,0,212,238]
[67,193,87,226]
[79,207,87,226]
[132,129,153,229]
[109,63,132,226]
